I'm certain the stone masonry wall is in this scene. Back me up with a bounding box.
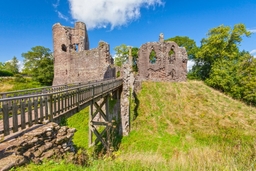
[0,122,77,171]
[137,34,188,82]
[52,22,115,86]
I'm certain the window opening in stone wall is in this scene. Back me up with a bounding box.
[62,44,67,52]
[168,48,175,64]
[75,44,79,52]
[170,69,176,79]
[149,49,157,64]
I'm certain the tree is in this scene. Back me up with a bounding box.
[22,46,54,85]
[131,47,139,72]
[191,23,256,105]
[114,44,129,67]
[195,23,251,80]
[4,56,19,74]
[165,36,199,60]
[114,44,139,72]
[0,62,5,70]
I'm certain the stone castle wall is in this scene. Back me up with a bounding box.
[52,22,115,86]
[137,34,188,82]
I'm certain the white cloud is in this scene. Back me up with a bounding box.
[248,29,256,33]
[68,0,163,29]
[53,0,60,8]
[53,0,70,22]
[187,60,195,71]
[250,49,256,58]
[250,49,256,54]
[56,11,69,21]
[18,61,24,72]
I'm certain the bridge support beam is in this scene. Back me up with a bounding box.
[89,93,116,150]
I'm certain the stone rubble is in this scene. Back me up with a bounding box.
[0,121,76,171]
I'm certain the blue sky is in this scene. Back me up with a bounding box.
[0,0,256,64]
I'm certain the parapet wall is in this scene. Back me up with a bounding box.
[52,22,115,86]
[137,34,188,82]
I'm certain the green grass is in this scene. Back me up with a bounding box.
[13,80,256,170]
[0,77,41,92]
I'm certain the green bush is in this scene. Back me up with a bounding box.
[0,70,13,76]
[14,74,26,83]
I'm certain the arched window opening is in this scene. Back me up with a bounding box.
[61,44,67,52]
[170,69,176,79]
[149,49,157,64]
[75,44,79,52]
[168,48,175,64]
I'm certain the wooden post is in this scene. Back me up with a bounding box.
[89,101,93,147]
[28,99,32,126]
[12,101,18,132]
[48,94,53,121]
[3,103,10,135]
[106,94,110,121]
[77,87,80,112]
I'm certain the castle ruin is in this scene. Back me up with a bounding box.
[136,34,188,82]
[52,22,115,86]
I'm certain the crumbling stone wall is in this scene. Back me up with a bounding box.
[137,34,188,82]
[0,122,77,171]
[52,22,115,86]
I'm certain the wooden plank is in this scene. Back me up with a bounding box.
[106,95,110,121]
[40,97,44,122]
[68,93,70,110]
[91,126,108,149]
[64,94,67,111]
[89,102,93,147]
[94,101,107,121]
[21,100,26,129]
[34,98,38,124]
[58,94,60,115]
[77,88,80,112]
[45,96,48,120]
[28,99,32,126]
[48,95,53,121]
[12,101,18,132]
[54,95,57,116]
[3,103,10,136]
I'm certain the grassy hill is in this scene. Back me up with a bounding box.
[16,81,256,170]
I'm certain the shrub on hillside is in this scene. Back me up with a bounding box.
[0,70,13,77]
[14,74,26,83]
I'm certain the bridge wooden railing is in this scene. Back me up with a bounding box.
[0,78,123,137]
[0,78,116,99]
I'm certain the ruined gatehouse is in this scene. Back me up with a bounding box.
[136,34,188,82]
[52,22,115,86]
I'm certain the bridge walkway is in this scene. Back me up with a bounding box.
[0,78,123,148]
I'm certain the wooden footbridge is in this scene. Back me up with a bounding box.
[0,78,123,148]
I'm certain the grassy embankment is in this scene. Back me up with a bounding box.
[13,81,256,170]
[0,77,41,92]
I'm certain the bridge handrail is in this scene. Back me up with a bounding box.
[0,77,117,99]
[0,78,122,102]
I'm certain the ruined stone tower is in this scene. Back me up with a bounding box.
[136,33,188,82]
[52,22,115,86]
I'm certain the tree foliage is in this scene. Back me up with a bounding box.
[114,44,129,67]
[190,23,255,105]
[4,56,19,74]
[114,44,139,72]
[194,23,251,80]
[131,47,139,72]
[22,46,54,85]
[166,36,199,60]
